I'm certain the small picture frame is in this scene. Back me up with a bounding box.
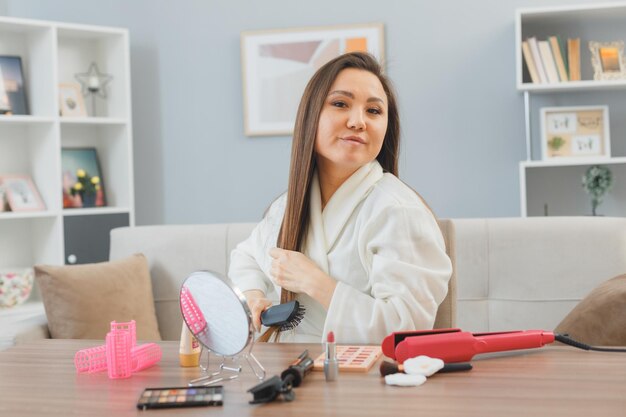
[58,82,87,117]
[589,41,626,81]
[61,147,106,208]
[0,175,45,212]
[0,55,29,115]
[540,106,611,161]
[0,184,7,212]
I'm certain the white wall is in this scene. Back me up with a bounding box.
[3,0,604,225]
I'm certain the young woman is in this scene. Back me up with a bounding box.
[229,52,452,344]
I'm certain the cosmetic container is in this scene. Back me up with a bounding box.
[179,323,201,367]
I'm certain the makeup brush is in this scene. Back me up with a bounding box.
[379,360,472,377]
[261,300,305,331]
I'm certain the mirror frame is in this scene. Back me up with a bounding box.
[179,270,255,357]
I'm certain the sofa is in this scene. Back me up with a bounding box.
[108,216,626,340]
[7,216,626,345]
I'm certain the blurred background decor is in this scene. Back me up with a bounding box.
[0,267,34,308]
[582,165,614,216]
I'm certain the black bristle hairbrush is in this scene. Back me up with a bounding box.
[261,301,305,331]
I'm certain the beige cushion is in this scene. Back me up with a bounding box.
[434,219,457,329]
[554,274,626,346]
[35,254,161,340]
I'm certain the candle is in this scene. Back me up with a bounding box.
[88,76,100,89]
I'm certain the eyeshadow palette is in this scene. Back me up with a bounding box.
[313,345,382,372]
[136,386,223,410]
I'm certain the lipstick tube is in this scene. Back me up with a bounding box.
[324,331,338,381]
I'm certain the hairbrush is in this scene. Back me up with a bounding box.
[379,360,472,377]
[261,301,305,331]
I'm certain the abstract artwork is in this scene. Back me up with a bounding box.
[241,24,384,136]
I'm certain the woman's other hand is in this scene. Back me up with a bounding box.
[243,290,273,332]
[269,248,337,309]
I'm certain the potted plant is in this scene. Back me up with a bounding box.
[582,165,613,216]
[70,168,102,208]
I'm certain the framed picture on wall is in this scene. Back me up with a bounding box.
[540,106,611,161]
[0,175,45,212]
[241,23,385,136]
[58,83,87,117]
[589,41,626,81]
[61,147,106,208]
[0,55,29,115]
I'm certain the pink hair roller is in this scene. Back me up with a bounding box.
[110,320,136,347]
[74,345,107,373]
[131,343,162,372]
[74,320,162,379]
[180,286,207,334]
[106,327,133,379]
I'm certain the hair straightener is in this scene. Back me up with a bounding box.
[382,328,626,364]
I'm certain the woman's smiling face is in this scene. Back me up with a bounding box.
[315,68,388,177]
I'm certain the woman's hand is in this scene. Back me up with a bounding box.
[243,290,273,332]
[269,248,337,309]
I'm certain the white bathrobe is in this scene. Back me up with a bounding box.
[229,160,452,344]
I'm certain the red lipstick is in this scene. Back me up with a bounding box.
[324,331,338,381]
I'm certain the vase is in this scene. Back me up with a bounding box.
[82,193,96,208]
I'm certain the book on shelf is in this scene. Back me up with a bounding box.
[538,40,560,84]
[557,36,569,78]
[548,36,568,82]
[521,40,541,83]
[527,37,548,84]
[568,38,581,81]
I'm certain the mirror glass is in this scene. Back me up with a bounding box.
[179,270,252,357]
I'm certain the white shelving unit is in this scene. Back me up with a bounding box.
[516,3,626,217]
[0,16,134,268]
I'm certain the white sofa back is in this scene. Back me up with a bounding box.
[110,224,255,341]
[109,217,626,340]
[455,217,626,332]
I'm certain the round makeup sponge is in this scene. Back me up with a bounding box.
[403,355,444,376]
[384,373,427,387]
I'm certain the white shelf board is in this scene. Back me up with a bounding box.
[521,157,626,169]
[56,22,127,37]
[0,211,58,220]
[518,2,626,20]
[0,116,56,125]
[0,17,51,31]
[518,80,626,93]
[60,117,127,125]
[62,207,130,217]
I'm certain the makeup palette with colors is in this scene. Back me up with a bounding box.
[136,386,223,410]
[313,339,382,373]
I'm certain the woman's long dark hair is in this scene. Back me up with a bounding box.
[258,52,400,342]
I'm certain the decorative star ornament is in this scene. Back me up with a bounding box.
[75,62,113,99]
